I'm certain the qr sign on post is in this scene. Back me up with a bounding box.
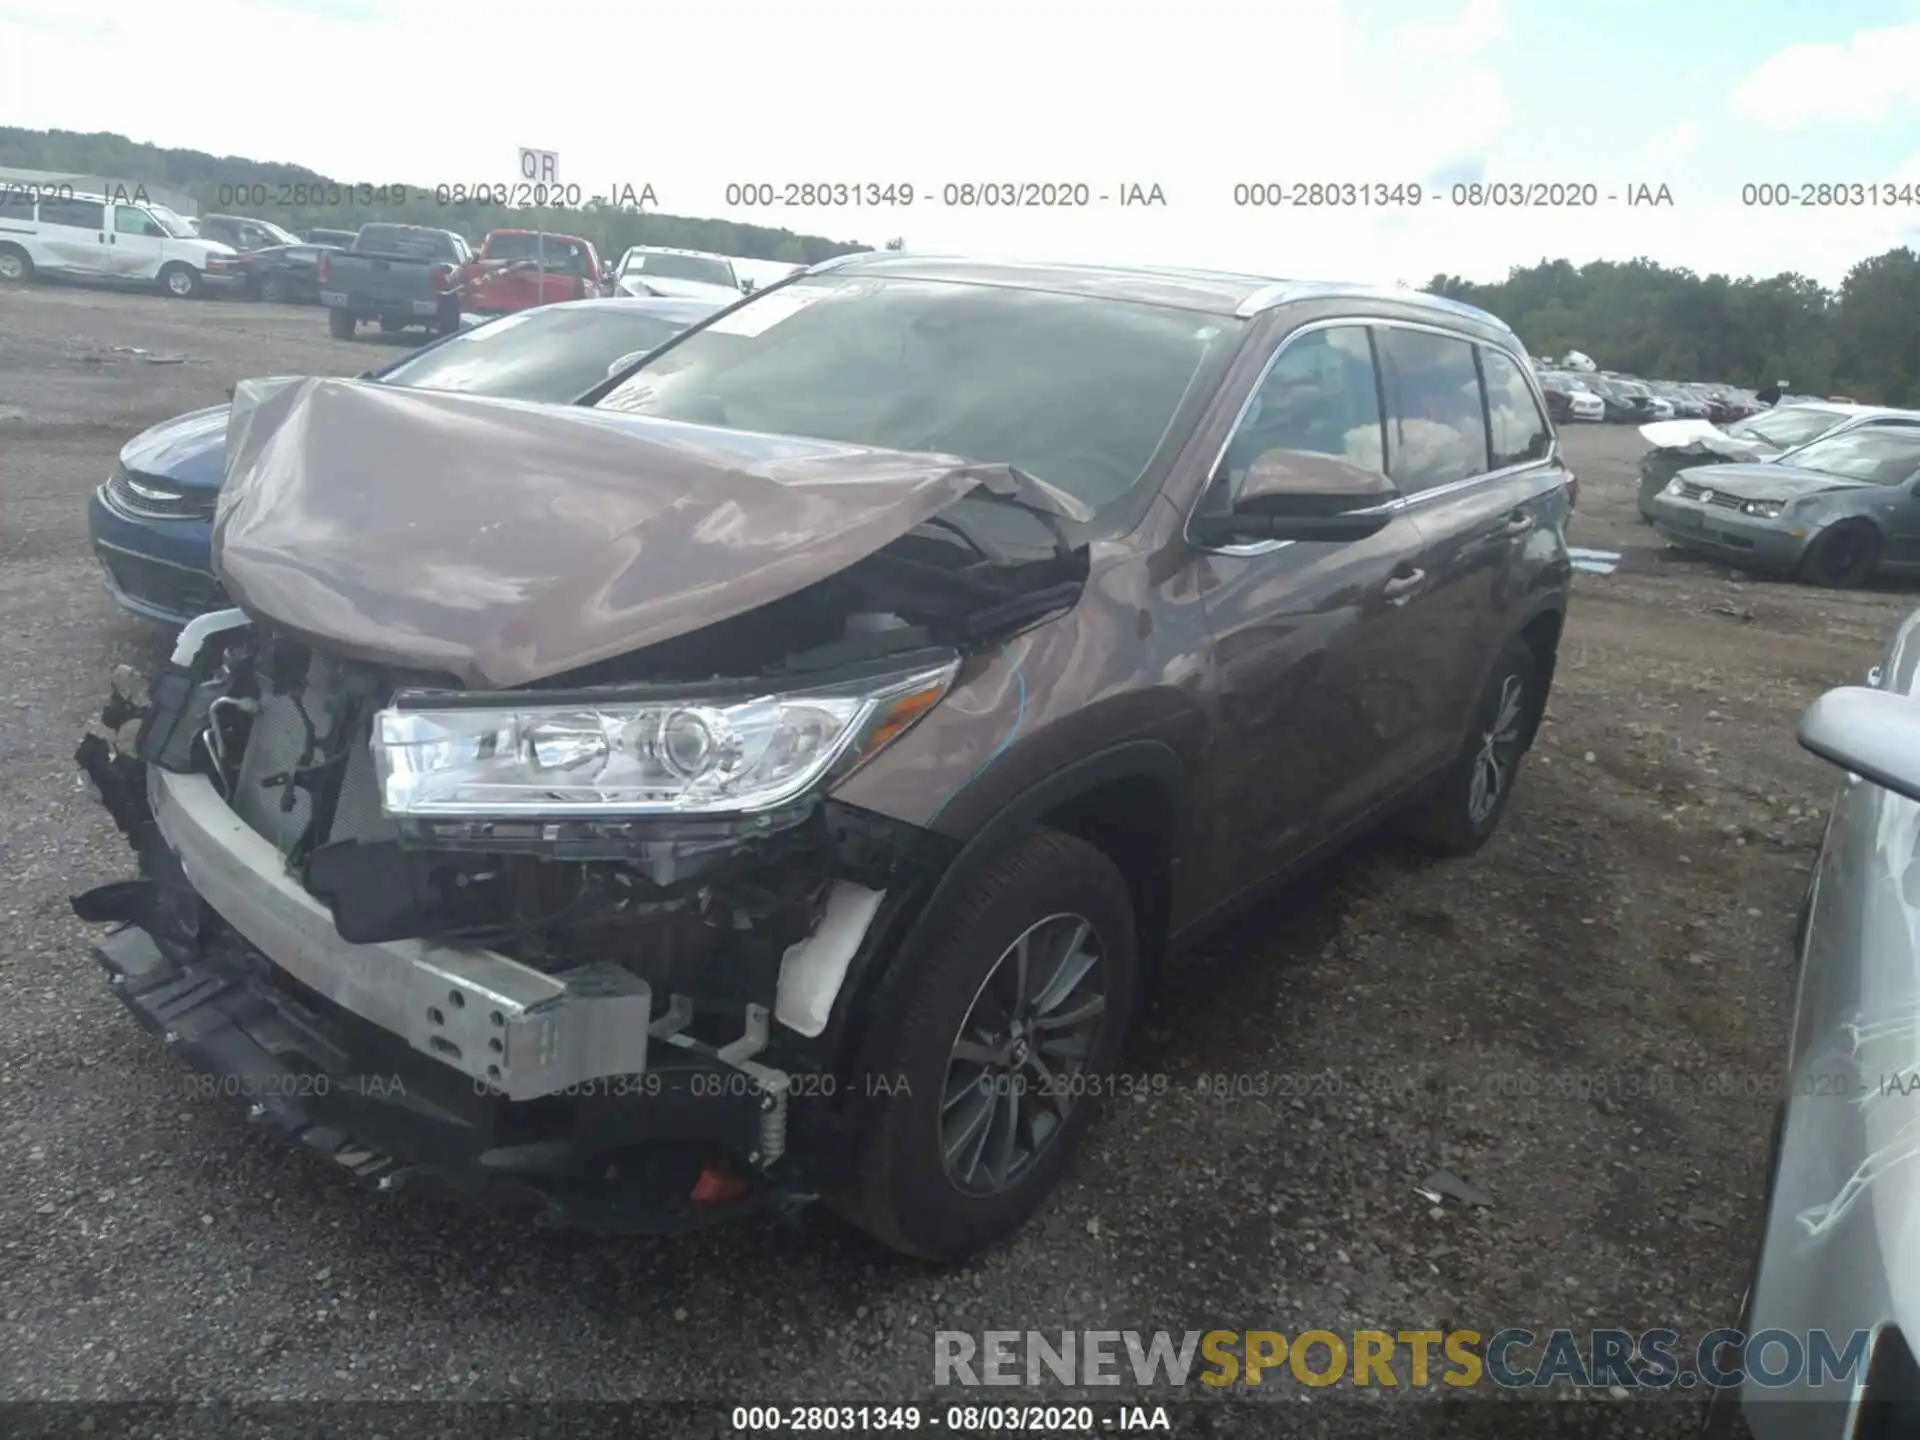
[518,149,560,184]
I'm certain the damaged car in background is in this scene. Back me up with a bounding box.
[1635,403,1920,522]
[72,255,1572,1260]
[1644,419,1920,588]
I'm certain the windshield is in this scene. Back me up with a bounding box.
[487,233,588,274]
[147,205,198,240]
[1781,426,1920,486]
[621,251,734,286]
[378,307,694,403]
[255,218,300,246]
[1725,406,1850,451]
[595,275,1238,517]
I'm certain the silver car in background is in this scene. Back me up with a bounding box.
[1708,612,1920,1435]
[1644,420,1920,588]
[1635,403,1920,521]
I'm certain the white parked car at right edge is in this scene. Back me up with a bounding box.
[607,245,747,302]
[0,188,241,297]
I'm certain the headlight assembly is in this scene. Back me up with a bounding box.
[373,658,959,818]
[1739,498,1785,519]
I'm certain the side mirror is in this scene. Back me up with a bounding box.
[1192,450,1397,545]
[741,278,757,294]
[1798,687,1920,803]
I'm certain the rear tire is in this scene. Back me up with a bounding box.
[1405,636,1540,857]
[1797,520,1880,589]
[158,263,202,299]
[260,274,290,303]
[0,244,30,283]
[432,296,461,337]
[831,829,1139,1262]
[327,308,356,340]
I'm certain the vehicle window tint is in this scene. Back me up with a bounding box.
[1481,348,1552,468]
[1730,406,1851,450]
[1221,326,1384,491]
[1375,327,1490,491]
[0,189,35,219]
[113,207,164,237]
[598,277,1239,519]
[378,307,698,404]
[40,196,105,231]
[1785,426,1920,487]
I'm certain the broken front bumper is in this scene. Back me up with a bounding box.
[84,759,814,1233]
[146,763,652,1103]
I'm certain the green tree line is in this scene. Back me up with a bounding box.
[1425,252,1920,406]
[0,127,871,266]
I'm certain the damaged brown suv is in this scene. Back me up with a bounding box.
[75,255,1573,1260]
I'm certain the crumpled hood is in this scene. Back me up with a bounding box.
[121,405,234,491]
[1678,462,1871,501]
[214,377,1048,689]
[1637,418,1772,461]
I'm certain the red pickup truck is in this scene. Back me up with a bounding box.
[455,230,603,313]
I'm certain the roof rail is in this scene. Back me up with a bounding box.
[804,251,876,276]
[1233,282,1297,318]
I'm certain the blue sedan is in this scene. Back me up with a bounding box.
[88,296,722,625]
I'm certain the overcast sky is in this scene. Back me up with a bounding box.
[4,0,1918,287]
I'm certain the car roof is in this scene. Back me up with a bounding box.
[799,252,1519,334]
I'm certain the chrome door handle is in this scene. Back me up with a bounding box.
[1382,568,1426,603]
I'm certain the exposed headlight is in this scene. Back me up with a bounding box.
[1739,499,1785,518]
[373,659,959,818]
[1664,476,1688,495]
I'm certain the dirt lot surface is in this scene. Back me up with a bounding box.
[2,283,1908,1435]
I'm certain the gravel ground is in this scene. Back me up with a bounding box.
[2,282,1906,1437]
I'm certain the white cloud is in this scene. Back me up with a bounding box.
[1393,0,1508,64]
[1730,23,1920,128]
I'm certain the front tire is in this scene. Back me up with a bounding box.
[327,307,356,340]
[158,263,202,299]
[1797,520,1880,589]
[1406,636,1540,857]
[260,273,290,303]
[832,829,1139,1261]
[0,244,36,283]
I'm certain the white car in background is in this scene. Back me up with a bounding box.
[1565,384,1605,421]
[608,246,746,302]
[0,189,240,297]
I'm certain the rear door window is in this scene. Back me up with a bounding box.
[1374,327,1491,492]
[1480,347,1552,468]
[40,196,106,231]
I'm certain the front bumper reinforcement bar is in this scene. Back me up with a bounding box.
[147,764,653,1101]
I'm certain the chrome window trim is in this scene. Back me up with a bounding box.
[1183,314,1559,557]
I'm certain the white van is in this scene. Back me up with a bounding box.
[0,188,240,297]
